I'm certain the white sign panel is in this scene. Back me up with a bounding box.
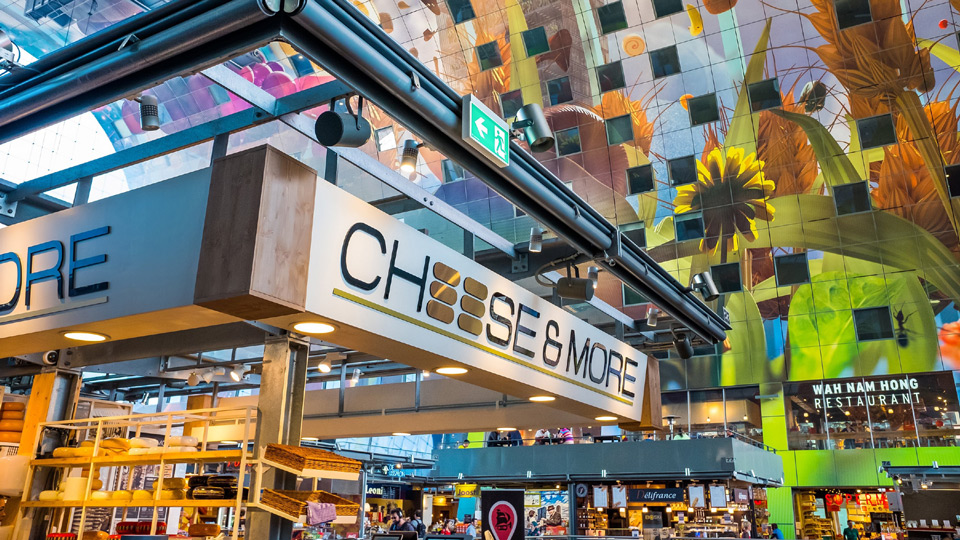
[304,177,650,421]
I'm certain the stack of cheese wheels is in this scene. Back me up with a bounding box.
[0,402,26,444]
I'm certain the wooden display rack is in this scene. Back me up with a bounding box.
[12,406,256,540]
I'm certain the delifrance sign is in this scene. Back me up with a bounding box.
[307,179,651,420]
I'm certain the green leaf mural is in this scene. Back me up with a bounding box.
[768,109,860,188]
[787,270,938,380]
[720,290,769,385]
[723,19,771,156]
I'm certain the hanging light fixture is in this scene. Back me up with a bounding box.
[400,139,424,173]
[529,225,544,253]
[187,372,201,387]
[587,266,600,287]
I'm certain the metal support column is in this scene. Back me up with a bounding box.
[249,334,309,540]
[567,483,577,536]
[358,468,368,537]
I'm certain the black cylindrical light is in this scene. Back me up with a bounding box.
[515,103,554,152]
[315,110,372,147]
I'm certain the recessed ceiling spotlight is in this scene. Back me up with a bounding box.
[595,416,618,422]
[293,321,336,334]
[63,331,109,342]
[435,366,468,375]
[529,396,555,402]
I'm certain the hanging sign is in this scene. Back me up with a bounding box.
[462,95,510,168]
[481,490,525,540]
[456,484,480,498]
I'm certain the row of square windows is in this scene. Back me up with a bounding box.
[449,0,874,34]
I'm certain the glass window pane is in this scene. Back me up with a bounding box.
[446,0,476,23]
[946,163,960,197]
[724,386,762,444]
[621,222,646,247]
[688,93,720,126]
[690,389,725,437]
[627,165,654,195]
[675,212,705,241]
[623,284,647,306]
[857,114,896,149]
[374,125,396,152]
[652,0,684,18]
[606,114,634,145]
[784,381,831,450]
[499,90,523,119]
[774,253,810,286]
[597,61,626,93]
[853,306,894,341]
[833,181,872,215]
[835,0,871,29]
[521,26,550,56]
[547,77,573,105]
[556,127,581,155]
[476,41,503,71]
[668,155,698,185]
[597,1,629,35]
[662,391,689,436]
[442,159,466,183]
[711,262,742,293]
[650,46,682,79]
[748,78,781,112]
[914,372,960,447]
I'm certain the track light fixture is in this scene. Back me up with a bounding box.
[351,368,362,384]
[201,370,215,384]
[691,271,719,301]
[187,372,201,387]
[529,225,544,253]
[400,139,425,173]
[229,364,250,382]
[646,306,660,327]
[556,276,595,301]
[511,103,554,152]
[315,96,371,147]
[587,266,600,287]
[317,358,332,373]
[136,95,160,131]
[673,332,694,360]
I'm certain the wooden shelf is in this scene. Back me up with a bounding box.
[249,502,357,524]
[30,450,250,468]
[21,499,242,509]
[258,457,359,481]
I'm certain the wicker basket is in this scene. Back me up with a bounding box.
[263,444,361,474]
[260,489,359,518]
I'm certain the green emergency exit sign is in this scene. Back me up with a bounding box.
[461,94,510,168]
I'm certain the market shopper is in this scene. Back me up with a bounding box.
[740,522,752,539]
[843,521,860,540]
[389,509,416,532]
[535,428,552,444]
[464,515,477,538]
[411,510,427,536]
[769,524,783,539]
[442,519,457,535]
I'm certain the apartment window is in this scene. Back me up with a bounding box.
[476,41,503,71]
[441,159,466,183]
[627,165,655,195]
[853,306,894,341]
[597,1,629,35]
[597,61,626,93]
[547,76,573,105]
[514,206,526,218]
[556,127,582,155]
[623,284,648,306]
[688,93,720,126]
[711,262,742,293]
[446,0,476,23]
[499,89,523,118]
[522,26,550,56]
[857,114,896,149]
[621,222,646,247]
[652,0,684,18]
[835,0,871,29]
[606,114,634,145]
[650,46,682,79]
[948,164,960,197]
[675,212,705,241]
[748,78,782,112]
[668,155,698,186]
[833,181,872,215]
[774,253,810,286]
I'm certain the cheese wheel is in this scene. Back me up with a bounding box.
[38,490,60,501]
[0,410,24,420]
[188,524,220,537]
[112,490,132,501]
[79,440,95,448]
[165,436,198,447]
[128,448,150,456]
[0,432,20,443]
[129,438,159,449]
[0,402,25,412]
[132,490,152,500]
[82,531,109,540]
[0,420,23,431]
[91,479,103,490]
[161,478,186,489]
[90,491,110,500]
[158,489,185,500]
[72,447,94,458]
[101,438,130,450]
[53,447,75,458]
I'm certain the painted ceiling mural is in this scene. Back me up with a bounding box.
[4,0,960,388]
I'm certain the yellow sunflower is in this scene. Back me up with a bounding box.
[674,147,775,254]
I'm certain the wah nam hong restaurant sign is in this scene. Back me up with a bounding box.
[0,145,658,425]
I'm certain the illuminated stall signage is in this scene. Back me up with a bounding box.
[0,226,110,317]
[338,221,640,402]
[811,376,920,409]
[628,489,685,503]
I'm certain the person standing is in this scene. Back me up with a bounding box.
[464,515,477,538]
[843,521,860,540]
[740,522,752,539]
[411,510,427,537]
[442,519,457,535]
